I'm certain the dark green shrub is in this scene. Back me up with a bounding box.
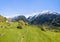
[25,23,28,25]
[40,27,46,31]
[17,26,22,29]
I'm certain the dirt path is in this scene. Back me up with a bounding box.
[20,27,28,42]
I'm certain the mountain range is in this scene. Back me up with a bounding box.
[11,11,60,26]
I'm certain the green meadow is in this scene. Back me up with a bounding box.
[0,22,60,42]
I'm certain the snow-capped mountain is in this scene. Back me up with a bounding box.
[28,11,60,20]
[36,11,60,17]
[28,11,60,26]
[10,11,60,26]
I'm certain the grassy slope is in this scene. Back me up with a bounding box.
[0,22,60,42]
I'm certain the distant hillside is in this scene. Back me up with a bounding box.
[11,15,28,22]
[10,11,60,26]
[28,11,60,26]
[0,15,7,22]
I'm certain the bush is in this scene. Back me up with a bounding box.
[18,20,25,26]
[17,26,22,29]
[40,27,46,31]
[25,23,28,25]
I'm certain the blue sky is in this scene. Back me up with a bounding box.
[0,0,60,18]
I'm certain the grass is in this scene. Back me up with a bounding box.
[0,22,60,42]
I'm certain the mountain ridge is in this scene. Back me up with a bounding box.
[9,11,60,26]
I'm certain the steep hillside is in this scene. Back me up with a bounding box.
[29,11,60,26]
[0,15,7,22]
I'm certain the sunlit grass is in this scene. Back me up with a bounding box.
[0,22,60,42]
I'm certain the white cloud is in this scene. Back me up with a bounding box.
[24,12,40,18]
[5,10,58,18]
[40,10,49,14]
[5,14,20,18]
